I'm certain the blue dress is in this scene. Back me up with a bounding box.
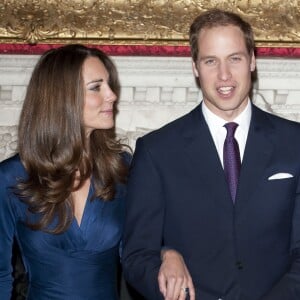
[0,154,127,299]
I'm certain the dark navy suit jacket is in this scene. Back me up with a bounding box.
[122,103,300,300]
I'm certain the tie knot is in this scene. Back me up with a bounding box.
[224,122,238,138]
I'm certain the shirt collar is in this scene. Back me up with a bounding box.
[202,99,252,136]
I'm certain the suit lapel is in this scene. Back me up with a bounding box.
[182,104,233,212]
[236,105,275,208]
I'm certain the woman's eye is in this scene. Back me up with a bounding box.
[90,85,100,91]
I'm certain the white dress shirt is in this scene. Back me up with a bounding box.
[202,100,252,167]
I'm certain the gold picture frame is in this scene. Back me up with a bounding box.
[0,0,299,47]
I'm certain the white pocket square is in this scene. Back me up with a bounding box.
[268,173,294,180]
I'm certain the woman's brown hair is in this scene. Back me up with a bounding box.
[17,44,129,233]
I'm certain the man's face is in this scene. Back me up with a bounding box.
[192,25,256,121]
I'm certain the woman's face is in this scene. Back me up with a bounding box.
[82,56,117,136]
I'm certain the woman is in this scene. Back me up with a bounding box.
[0,44,193,300]
[0,44,130,299]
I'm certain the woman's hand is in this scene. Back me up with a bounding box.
[158,249,195,300]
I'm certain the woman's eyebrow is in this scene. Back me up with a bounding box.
[86,79,103,85]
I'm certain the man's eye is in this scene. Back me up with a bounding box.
[231,56,242,62]
[204,59,215,65]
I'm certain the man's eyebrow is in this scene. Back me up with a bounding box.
[229,51,248,56]
[198,55,216,61]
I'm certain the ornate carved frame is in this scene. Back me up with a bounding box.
[0,0,299,56]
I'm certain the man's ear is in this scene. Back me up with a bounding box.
[192,61,199,77]
[250,52,256,72]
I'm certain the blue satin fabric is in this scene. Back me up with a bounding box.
[0,155,126,300]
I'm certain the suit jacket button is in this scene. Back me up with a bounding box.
[236,261,243,269]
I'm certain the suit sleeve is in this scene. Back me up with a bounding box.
[261,175,300,300]
[0,168,16,299]
[122,138,165,300]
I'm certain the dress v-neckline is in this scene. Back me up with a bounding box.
[74,181,93,229]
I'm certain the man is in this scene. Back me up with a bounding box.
[122,9,300,300]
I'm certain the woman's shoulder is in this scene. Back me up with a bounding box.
[0,154,26,214]
[1,153,21,166]
[0,154,26,184]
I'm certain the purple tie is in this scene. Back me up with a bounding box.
[223,122,241,202]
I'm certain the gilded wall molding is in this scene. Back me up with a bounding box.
[0,0,299,47]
